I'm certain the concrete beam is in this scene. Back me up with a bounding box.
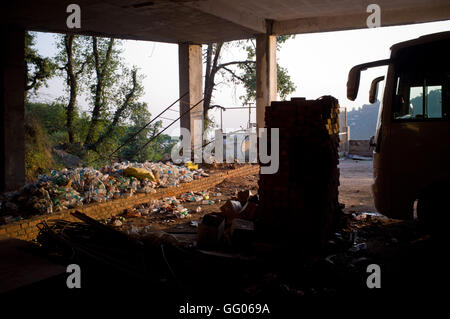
[273,2,450,35]
[255,34,277,131]
[185,0,266,35]
[178,43,203,155]
[0,28,25,192]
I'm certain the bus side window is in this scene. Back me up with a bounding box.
[425,85,442,118]
[394,81,443,120]
[409,86,424,118]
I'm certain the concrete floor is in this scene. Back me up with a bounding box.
[339,158,376,213]
[0,237,65,293]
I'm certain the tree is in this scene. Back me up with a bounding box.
[84,37,117,146]
[90,67,143,150]
[237,36,296,104]
[203,42,253,127]
[118,102,174,162]
[203,36,296,127]
[83,37,144,151]
[24,32,56,98]
[55,34,91,143]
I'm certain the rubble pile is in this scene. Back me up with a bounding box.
[257,96,341,253]
[197,191,259,250]
[0,161,208,223]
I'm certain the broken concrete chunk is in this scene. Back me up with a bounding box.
[231,218,255,247]
[220,200,242,223]
[248,194,259,204]
[239,201,258,221]
[237,190,254,205]
[197,213,225,249]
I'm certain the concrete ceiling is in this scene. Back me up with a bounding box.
[5,0,450,43]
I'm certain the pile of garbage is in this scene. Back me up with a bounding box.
[180,190,218,205]
[0,161,209,223]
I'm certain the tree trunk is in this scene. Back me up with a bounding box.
[65,35,76,143]
[85,37,114,146]
[203,43,222,123]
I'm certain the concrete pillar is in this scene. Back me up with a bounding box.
[178,43,203,154]
[256,34,277,131]
[0,28,25,192]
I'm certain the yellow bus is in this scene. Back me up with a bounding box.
[347,31,450,226]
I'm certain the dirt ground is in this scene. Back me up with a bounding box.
[338,158,376,213]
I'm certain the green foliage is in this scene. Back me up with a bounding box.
[25,101,93,145]
[25,32,57,97]
[25,100,175,172]
[237,36,296,104]
[277,64,297,101]
[117,102,175,163]
[24,112,61,181]
[54,34,92,88]
[26,102,68,143]
[86,37,123,116]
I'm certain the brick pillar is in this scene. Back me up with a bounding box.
[0,28,25,191]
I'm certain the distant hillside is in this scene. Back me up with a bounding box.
[347,101,380,140]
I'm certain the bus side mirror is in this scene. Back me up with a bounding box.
[369,76,385,104]
[347,66,362,101]
[347,59,391,102]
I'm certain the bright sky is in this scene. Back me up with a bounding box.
[32,20,450,136]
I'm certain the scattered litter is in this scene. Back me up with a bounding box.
[123,167,156,181]
[190,220,199,227]
[113,219,123,227]
[185,161,198,171]
[348,242,367,253]
[347,154,372,161]
[126,208,142,218]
